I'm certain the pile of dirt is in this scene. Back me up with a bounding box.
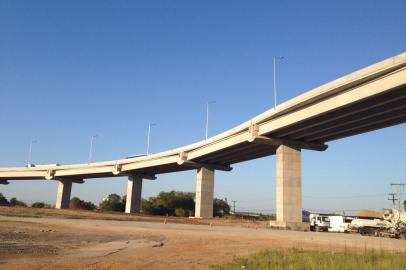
[356,210,382,219]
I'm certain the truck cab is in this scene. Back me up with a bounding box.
[310,214,330,232]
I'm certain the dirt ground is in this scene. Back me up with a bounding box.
[0,208,405,270]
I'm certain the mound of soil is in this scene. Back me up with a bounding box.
[356,210,382,219]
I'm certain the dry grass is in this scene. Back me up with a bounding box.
[211,249,406,270]
[0,206,268,228]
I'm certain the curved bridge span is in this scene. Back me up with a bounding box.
[1,52,406,228]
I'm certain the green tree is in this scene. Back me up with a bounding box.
[175,208,186,217]
[404,200,406,211]
[0,193,9,206]
[69,197,96,210]
[213,198,230,217]
[99,193,125,212]
[141,190,230,217]
[142,191,195,216]
[9,197,27,207]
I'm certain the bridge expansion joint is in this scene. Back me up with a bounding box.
[112,161,156,180]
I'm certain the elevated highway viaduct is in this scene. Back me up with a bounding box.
[1,52,406,229]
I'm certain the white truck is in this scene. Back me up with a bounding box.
[351,209,406,239]
[309,213,330,232]
[328,215,350,233]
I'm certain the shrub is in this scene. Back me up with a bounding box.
[142,191,195,216]
[99,194,125,212]
[9,197,27,207]
[69,197,96,210]
[175,208,186,217]
[213,198,230,217]
[0,193,9,206]
[141,190,230,217]
[31,202,45,208]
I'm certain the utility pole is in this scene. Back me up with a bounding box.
[205,101,216,140]
[27,140,37,165]
[231,200,237,213]
[147,123,156,155]
[390,183,405,211]
[388,193,397,208]
[273,56,284,109]
[88,135,98,163]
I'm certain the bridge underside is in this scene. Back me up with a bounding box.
[272,85,406,143]
[192,85,406,166]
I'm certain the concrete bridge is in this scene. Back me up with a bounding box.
[1,52,406,229]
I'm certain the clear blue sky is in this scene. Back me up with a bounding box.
[1,0,405,214]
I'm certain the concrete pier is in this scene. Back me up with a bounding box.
[270,145,308,231]
[125,175,143,214]
[195,167,214,218]
[55,180,72,209]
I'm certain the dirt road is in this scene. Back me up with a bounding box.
[1,215,405,270]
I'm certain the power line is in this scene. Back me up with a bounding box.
[388,193,397,208]
[231,200,237,213]
[304,194,387,199]
[234,193,388,202]
[390,183,405,211]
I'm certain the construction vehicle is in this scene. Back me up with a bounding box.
[309,213,330,232]
[328,215,350,233]
[351,209,406,239]
[381,208,406,239]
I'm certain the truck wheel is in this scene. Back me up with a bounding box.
[315,225,320,232]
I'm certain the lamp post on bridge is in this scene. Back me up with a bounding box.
[205,100,216,140]
[273,56,284,109]
[27,140,37,165]
[147,123,156,155]
[88,135,98,163]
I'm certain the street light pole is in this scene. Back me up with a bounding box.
[88,135,98,163]
[27,140,37,165]
[147,123,156,155]
[205,101,216,140]
[273,56,284,109]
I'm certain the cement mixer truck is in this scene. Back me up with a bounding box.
[355,209,406,239]
[381,208,406,239]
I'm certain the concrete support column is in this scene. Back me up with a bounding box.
[276,145,302,223]
[195,167,214,218]
[125,175,143,214]
[55,180,72,209]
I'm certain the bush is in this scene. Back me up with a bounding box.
[31,202,45,208]
[69,197,96,210]
[141,190,231,217]
[0,193,9,206]
[213,198,230,217]
[99,194,125,212]
[9,197,27,207]
[175,208,186,217]
[142,191,195,216]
